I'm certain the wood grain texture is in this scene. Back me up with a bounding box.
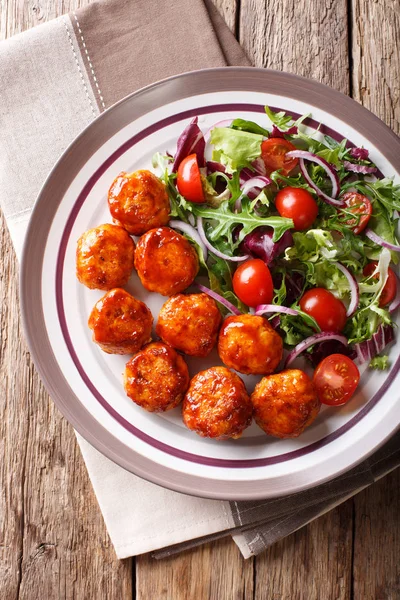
[136,538,254,600]
[0,2,133,599]
[213,0,239,33]
[255,503,353,600]
[239,0,350,93]
[352,2,400,597]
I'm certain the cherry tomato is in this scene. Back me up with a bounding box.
[342,192,372,234]
[233,259,274,308]
[299,288,347,332]
[363,262,397,307]
[261,138,298,175]
[176,154,205,203]
[313,354,360,406]
[275,186,318,230]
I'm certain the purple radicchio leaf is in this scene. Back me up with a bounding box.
[242,227,293,265]
[343,160,377,174]
[305,340,357,367]
[270,125,298,138]
[349,147,369,161]
[172,117,206,172]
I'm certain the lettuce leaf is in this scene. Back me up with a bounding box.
[210,127,263,173]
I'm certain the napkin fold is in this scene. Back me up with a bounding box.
[0,0,398,560]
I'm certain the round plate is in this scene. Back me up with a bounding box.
[20,67,400,500]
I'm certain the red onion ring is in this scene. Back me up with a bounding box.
[365,229,400,252]
[197,217,249,262]
[286,150,344,207]
[255,305,299,317]
[194,282,241,315]
[335,262,359,317]
[235,176,271,210]
[284,332,348,368]
[169,219,208,260]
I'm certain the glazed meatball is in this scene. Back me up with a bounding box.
[218,314,283,375]
[134,227,199,296]
[182,366,252,440]
[108,170,170,235]
[156,293,222,357]
[76,223,135,290]
[124,342,189,412]
[251,369,321,438]
[88,288,153,354]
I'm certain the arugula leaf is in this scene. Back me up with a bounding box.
[210,128,263,173]
[191,197,293,249]
[264,106,293,130]
[231,118,270,137]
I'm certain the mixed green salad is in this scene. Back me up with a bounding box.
[152,107,400,370]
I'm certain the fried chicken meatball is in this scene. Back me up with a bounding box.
[182,366,252,440]
[251,369,321,438]
[218,314,283,375]
[134,227,199,296]
[76,223,135,290]
[156,293,222,357]
[124,342,189,412]
[88,288,153,354]
[108,170,170,235]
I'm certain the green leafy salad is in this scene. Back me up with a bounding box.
[152,106,400,369]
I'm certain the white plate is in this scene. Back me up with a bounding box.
[20,68,400,499]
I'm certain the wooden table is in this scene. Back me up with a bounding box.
[1,1,399,598]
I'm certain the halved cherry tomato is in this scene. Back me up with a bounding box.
[299,288,347,332]
[275,187,318,230]
[342,192,372,234]
[313,353,360,406]
[261,138,298,175]
[176,154,205,203]
[363,262,397,307]
[233,259,274,307]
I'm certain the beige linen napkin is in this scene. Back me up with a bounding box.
[0,0,398,560]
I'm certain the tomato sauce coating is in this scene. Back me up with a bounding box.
[218,314,283,375]
[134,227,199,296]
[182,366,252,440]
[251,369,321,438]
[88,288,153,354]
[156,293,222,357]
[124,342,189,412]
[76,223,135,290]
[108,170,170,235]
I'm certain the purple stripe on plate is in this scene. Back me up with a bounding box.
[56,103,397,468]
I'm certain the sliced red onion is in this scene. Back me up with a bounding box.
[194,282,241,315]
[255,305,299,317]
[204,120,233,143]
[234,176,272,209]
[365,229,400,252]
[284,332,348,368]
[389,272,400,312]
[197,217,249,262]
[343,160,377,174]
[335,262,359,317]
[285,150,344,207]
[169,219,207,260]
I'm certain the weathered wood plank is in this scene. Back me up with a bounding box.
[239,0,350,94]
[213,0,239,33]
[254,502,354,600]
[136,537,254,600]
[0,2,134,599]
[352,2,400,597]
